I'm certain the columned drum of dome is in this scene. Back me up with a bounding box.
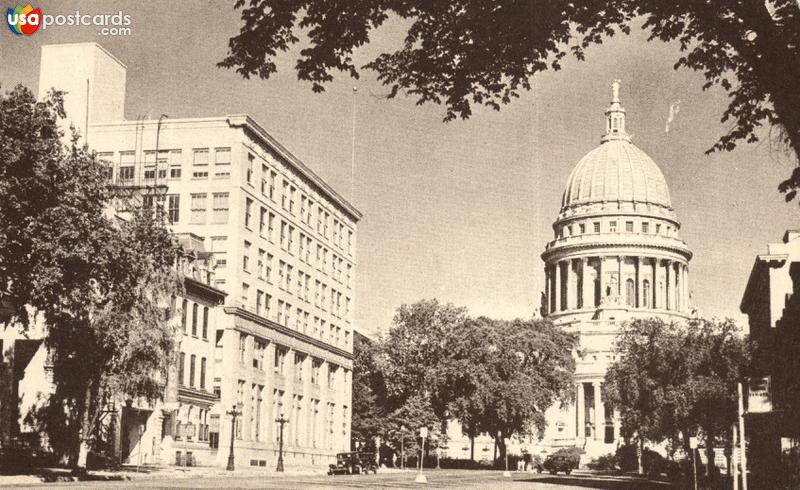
[538,81,693,458]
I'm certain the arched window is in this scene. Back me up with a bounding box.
[625,279,635,307]
[642,280,650,307]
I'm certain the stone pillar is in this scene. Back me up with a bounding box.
[636,257,644,308]
[554,261,562,312]
[652,260,659,309]
[617,256,623,297]
[545,267,551,315]
[598,256,605,304]
[576,382,585,439]
[581,257,590,310]
[594,381,605,441]
[684,264,690,312]
[566,259,575,310]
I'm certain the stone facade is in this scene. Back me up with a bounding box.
[25,42,360,470]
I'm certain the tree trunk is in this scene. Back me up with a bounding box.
[705,428,715,480]
[493,436,497,466]
[637,438,644,474]
[470,435,474,462]
[497,435,507,470]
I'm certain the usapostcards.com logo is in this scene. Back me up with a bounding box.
[6,4,40,35]
[7,4,132,37]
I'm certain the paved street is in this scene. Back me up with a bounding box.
[3,469,671,489]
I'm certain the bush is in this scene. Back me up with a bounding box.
[438,457,490,470]
[642,448,668,477]
[616,443,638,472]
[587,452,619,471]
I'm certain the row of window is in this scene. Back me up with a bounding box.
[177,352,208,391]
[237,333,343,388]
[100,146,355,257]
[247,151,354,256]
[244,199,354,280]
[181,299,210,340]
[558,219,675,238]
[233,381,346,449]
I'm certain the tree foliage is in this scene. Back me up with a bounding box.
[220,0,800,199]
[604,317,749,478]
[354,299,575,465]
[0,85,181,467]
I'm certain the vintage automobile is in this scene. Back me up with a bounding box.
[327,452,378,475]
[541,454,574,475]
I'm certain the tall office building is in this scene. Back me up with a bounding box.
[37,43,361,469]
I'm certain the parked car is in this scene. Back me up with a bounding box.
[328,452,378,475]
[542,454,574,475]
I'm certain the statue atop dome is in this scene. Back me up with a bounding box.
[602,80,629,143]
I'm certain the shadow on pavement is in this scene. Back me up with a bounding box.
[517,475,671,489]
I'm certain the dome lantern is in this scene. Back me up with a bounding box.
[601,80,630,143]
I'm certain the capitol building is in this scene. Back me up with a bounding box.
[539,82,693,457]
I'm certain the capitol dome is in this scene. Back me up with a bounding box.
[561,139,672,212]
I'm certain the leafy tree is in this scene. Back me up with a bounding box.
[378,299,468,422]
[220,0,800,200]
[604,317,749,479]
[0,85,181,469]
[455,317,575,464]
[351,331,387,450]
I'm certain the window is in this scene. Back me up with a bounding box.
[253,340,266,370]
[609,221,617,233]
[277,300,284,323]
[287,225,295,253]
[200,357,207,390]
[190,193,207,224]
[211,236,227,269]
[579,223,586,234]
[257,249,265,279]
[625,278,635,307]
[167,194,180,223]
[259,208,266,236]
[243,241,251,272]
[289,186,296,214]
[311,359,321,385]
[245,198,253,229]
[274,346,286,374]
[241,282,251,308]
[269,171,277,200]
[268,212,275,242]
[642,280,650,307]
[193,148,209,166]
[567,225,573,236]
[328,364,337,389]
[212,192,229,223]
[181,299,188,333]
[202,307,209,339]
[213,148,231,178]
[256,290,264,315]
[239,334,247,363]
[246,154,254,185]
[625,221,634,232]
[178,352,185,386]
[191,303,198,336]
[192,169,209,179]
[189,354,196,387]
[294,353,304,381]
[261,165,269,195]
[656,224,662,234]
[280,221,288,250]
[266,254,273,283]
[282,180,289,209]
[265,293,272,319]
[642,222,650,233]
[593,222,600,233]
[170,167,182,179]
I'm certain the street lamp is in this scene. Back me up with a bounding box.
[275,413,289,472]
[226,404,242,471]
[400,425,406,470]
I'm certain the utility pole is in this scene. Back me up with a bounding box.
[738,382,748,490]
[276,414,289,472]
[226,405,242,471]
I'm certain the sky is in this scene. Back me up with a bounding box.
[1,1,798,335]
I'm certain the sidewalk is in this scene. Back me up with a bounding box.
[0,464,345,486]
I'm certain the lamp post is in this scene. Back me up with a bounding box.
[226,404,242,471]
[275,414,289,472]
[400,425,406,470]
